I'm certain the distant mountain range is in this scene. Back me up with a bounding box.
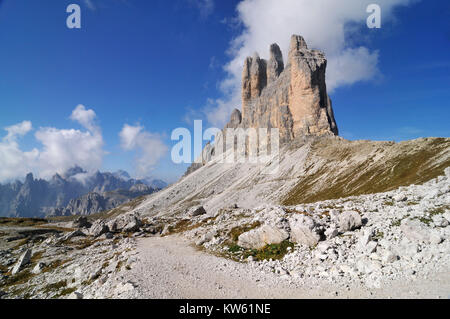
[0,167,167,218]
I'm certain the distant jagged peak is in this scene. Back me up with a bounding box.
[113,170,131,181]
[63,165,87,179]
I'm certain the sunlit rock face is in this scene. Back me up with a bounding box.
[232,34,338,143]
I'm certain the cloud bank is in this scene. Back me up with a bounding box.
[119,124,168,178]
[205,0,417,126]
[0,105,105,182]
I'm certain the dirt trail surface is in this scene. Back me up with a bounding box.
[123,236,450,299]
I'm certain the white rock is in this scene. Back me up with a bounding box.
[325,225,339,240]
[382,250,398,264]
[32,262,45,274]
[400,219,442,244]
[288,215,321,247]
[237,225,289,249]
[339,211,362,232]
[11,249,32,275]
[365,241,378,254]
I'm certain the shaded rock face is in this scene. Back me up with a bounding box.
[231,35,338,143]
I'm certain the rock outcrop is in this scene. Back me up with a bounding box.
[228,35,338,143]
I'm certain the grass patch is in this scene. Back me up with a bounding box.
[42,259,71,274]
[428,205,449,217]
[0,217,48,227]
[58,287,77,297]
[2,269,36,288]
[373,231,384,241]
[244,241,295,261]
[391,214,410,227]
[282,138,450,205]
[228,221,261,243]
[42,280,67,295]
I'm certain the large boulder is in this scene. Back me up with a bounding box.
[187,206,207,217]
[339,211,362,232]
[11,249,32,275]
[288,215,321,247]
[400,219,442,244]
[107,213,142,233]
[89,220,109,237]
[238,225,289,250]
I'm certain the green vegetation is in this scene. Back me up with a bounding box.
[428,205,449,217]
[228,222,262,243]
[373,231,384,241]
[42,259,71,274]
[243,241,295,261]
[42,280,70,297]
[391,214,410,227]
[282,138,450,205]
[220,241,295,262]
[2,270,36,288]
[0,217,48,227]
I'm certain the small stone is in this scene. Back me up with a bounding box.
[382,251,398,264]
[32,262,46,274]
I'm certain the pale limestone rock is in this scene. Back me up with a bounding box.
[233,34,337,143]
[237,225,289,249]
[12,249,32,275]
[288,215,321,247]
[339,211,362,232]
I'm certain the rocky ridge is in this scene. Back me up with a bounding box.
[0,168,166,218]
[236,35,338,141]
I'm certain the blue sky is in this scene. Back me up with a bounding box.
[0,0,449,183]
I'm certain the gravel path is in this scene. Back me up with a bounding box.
[123,236,450,299]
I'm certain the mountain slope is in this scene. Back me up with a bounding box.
[130,136,450,218]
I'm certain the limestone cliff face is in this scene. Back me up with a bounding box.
[230,35,338,142]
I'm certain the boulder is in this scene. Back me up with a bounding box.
[107,213,142,233]
[339,211,362,232]
[288,215,321,247]
[89,220,109,237]
[62,229,86,241]
[71,216,91,229]
[11,249,32,275]
[324,225,339,239]
[237,225,289,249]
[400,219,443,244]
[188,206,207,217]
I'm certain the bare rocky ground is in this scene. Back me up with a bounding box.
[0,167,449,299]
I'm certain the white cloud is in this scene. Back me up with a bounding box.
[0,105,105,182]
[205,0,417,126]
[4,121,33,142]
[0,121,39,182]
[70,104,98,132]
[119,124,168,177]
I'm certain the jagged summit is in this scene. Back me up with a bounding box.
[228,34,338,142]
